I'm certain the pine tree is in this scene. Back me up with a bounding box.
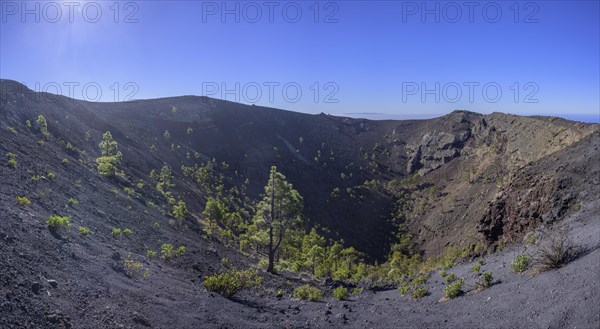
[252,166,303,273]
[96,131,122,177]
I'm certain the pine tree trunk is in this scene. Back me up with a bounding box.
[267,226,275,273]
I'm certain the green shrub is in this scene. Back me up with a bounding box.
[172,200,188,219]
[398,283,410,295]
[62,158,69,165]
[293,284,323,301]
[111,228,122,236]
[160,243,185,259]
[440,269,447,277]
[16,196,31,206]
[220,257,229,266]
[471,264,481,273]
[444,279,464,299]
[203,268,262,298]
[78,226,92,236]
[477,272,493,289]
[411,286,428,299]
[333,286,348,300]
[123,254,146,279]
[351,287,363,296]
[6,153,17,168]
[411,274,429,286]
[25,120,32,128]
[37,115,49,138]
[68,198,79,206]
[47,172,56,181]
[147,250,157,259]
[123,228,133,236]
[31,175,41,182]
[444,272,456,283]
[511,254,531,273]
[46,215,71,230]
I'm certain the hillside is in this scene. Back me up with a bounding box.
[0,78,598,328]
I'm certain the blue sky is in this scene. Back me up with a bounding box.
[1,1,598,121]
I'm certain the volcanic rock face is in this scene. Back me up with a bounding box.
[478,131,599,244]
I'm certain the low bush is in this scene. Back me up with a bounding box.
[123,228,133,236]
[411,286,428,299]
[293,284,323,301]
[511,254,530,273]
[351,287,363,296]
[46,215,71,230]
[47,172,56,181]
[471,264,481,273]
[444,279,464,299]
[123,254,145,279]
[78,226,92,236]
[536,233,580,271]
[444,272,456,283]
[16,196,31,206]
[333,286,348,300]
[161,243,186,259]
[411,274,429,286]
[147,250,157,259]
[477,272,493,289]
[68,198,79,206]
[398,282,410,295]
[203,268,262,298]
[111,228,122,236]
[6,153,17,168]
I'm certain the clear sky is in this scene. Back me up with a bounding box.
[1,1,598,122]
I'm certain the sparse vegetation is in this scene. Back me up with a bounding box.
[123,228,133,236]
[47,172,56,181]
[352,287,363,296]
[511,254,531,273]
[444,272,456,283]
[398,282,410,295]
[111,228,122,236]
[203,268,262,298]
[471,264,481,273]
[6,152,17,168]
[333,286,348,300]
[146,250,157,259]
[293,284,323,301]
[160,243,186,259]
[477,272,493,289]
[172,200,188,219]
[37,115,49,138]
[46,215,71,231]
[78,226,92,236]
[16,196,31,206]
[411,286,428,299]
[68,198,79,206]
[123,254,146,279]
[536,233,580,271]
[444,279,464,299]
